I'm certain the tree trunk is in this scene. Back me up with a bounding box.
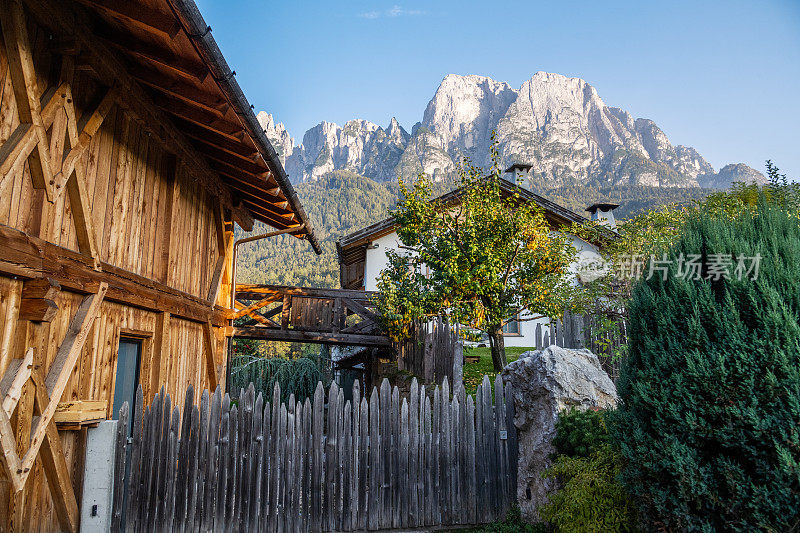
[488,327,507,371]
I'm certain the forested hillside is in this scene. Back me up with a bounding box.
[235,171,712,288]
[527,184,711,220]
[235,171,398,287]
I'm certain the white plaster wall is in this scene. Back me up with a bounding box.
[362,230,600,348]
[503,310,551,348]
[364,232,408,292]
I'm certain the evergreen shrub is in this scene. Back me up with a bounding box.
[613,204,800,531]
[541,409,639,533]
[552,408,609,458]
[540,445,639,533]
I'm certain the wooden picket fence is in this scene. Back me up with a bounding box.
[395,317,463,386]
[546,311,627,381]
[111,375,517,532]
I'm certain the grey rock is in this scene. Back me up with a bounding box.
[257,111,295,164]
[422,73,517,164]
[279,118,409,183]
[501,345,617,522]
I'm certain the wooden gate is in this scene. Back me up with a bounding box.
[111,376,517,531]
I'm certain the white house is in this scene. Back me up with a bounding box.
[337,166,617,348]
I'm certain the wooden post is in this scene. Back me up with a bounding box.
[207,201,233,305]
[159,155,179,285]
[148,312,170,399]
[452,341,463,388]
[202,321,220,391]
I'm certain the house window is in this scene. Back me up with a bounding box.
[113,338,142,435]
[503,315,521,335]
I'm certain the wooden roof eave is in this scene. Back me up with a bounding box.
[165,0,322,255]
[47,0,320,252]
[23,0,260,228]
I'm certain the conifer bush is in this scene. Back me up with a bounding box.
[612,204,800,531]
[541,409,639,532]
[229,352,331,403]
[540,445,639,533]
[552,408,609,458]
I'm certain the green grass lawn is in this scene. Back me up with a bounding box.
[462,346,535,396]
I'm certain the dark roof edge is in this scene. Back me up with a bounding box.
[166,0,322,255]
[339,177,616,251]
[504,163,533,173]
[585,202,620,213]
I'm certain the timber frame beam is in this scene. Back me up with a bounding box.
[73,0,182,40]
[0,224,227,326]
[51,58,111,269]
[0,0,54,201]
[233,327,392,348]
[207,199,234,305]
[0,5,111,269]
[202,321,220,391]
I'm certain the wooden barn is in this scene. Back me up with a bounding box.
[0,0,319,529]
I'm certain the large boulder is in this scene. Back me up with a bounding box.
[502,345,618,521]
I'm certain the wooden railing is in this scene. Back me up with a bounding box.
[232,284,391,347]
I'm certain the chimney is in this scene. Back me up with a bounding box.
[504,163,534,189]
[585,203,620,230]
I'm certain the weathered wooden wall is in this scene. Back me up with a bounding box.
[0,44,223,301]
[0,268,224,531]
[0,11,228,532]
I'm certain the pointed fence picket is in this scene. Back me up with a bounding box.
[112,377,516,532]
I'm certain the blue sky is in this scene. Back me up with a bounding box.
[195,0,800,177]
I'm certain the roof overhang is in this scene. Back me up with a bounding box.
[53,0,321,253]
[504,163,533,173]
[337,177,618,279]
[340,177,596,250]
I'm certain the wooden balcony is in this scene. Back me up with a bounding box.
[232,284,391,347]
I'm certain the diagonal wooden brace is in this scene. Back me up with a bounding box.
[232,295,282,320]
[53,85,117,192]
[31,365,79,533]
[52,80,112,269]
[0,347,34,419]
[0,0,54,200]
[0,283,106,492]
[20,283,107,476]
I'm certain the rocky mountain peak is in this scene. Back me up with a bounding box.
[698,163,768,189]
[258,72,765,189]
[422,73,516,158]
[386,117,408,141]
[256,111,294,163]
